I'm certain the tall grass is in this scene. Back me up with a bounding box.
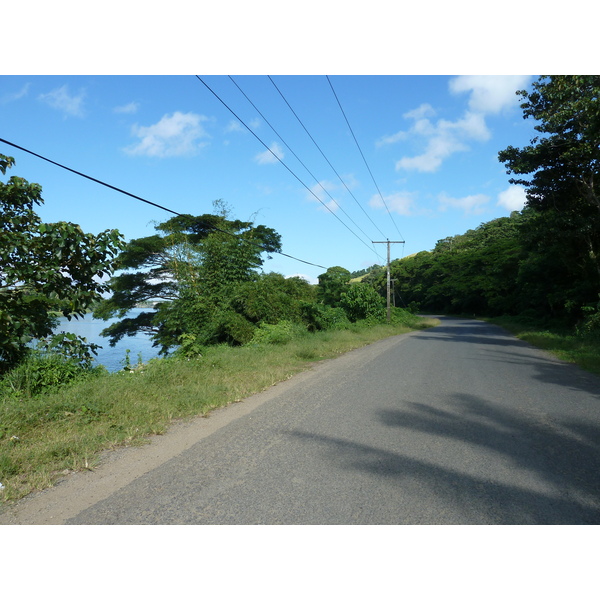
[488,316,600,376]
[0,317,438,503]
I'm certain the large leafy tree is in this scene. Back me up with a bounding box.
[95,202,283,351]
[317,266,352,307]
[498,75,600,295]
[0,154,125,373]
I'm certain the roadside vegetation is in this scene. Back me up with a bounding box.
[2,75,600,505]
[364,76,600,374]
[487,315,600,377]
[0,315,436,503]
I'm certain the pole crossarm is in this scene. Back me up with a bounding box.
[372,240,405,323]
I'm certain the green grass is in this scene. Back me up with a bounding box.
[0,317,438,503]
[487,315,600,376]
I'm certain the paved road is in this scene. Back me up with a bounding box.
[32,317,600,523]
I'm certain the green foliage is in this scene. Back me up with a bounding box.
[300,303,351,332]
[498,75,600,306]
[95,203,284,353]
[1,350,106,398]
[231,273,317,326]
[317,266,352,307]
[577,297,600,338]
[339,282,386,322]
[0,154,125,373]
[349,264,383,279]
[248,320,307,345]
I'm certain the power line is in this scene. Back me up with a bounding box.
[268,75,389,242]
[228,76,384,263]
[0,136,328,270]
[326,76,405,242]
[0,137,180,216]
[195,75,380,260]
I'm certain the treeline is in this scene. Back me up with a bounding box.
[364,208,600,329]
[93,201,419,360]
[364,75,600,333]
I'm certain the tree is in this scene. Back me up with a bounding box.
[317,266,352,307]
[0,154,124,373]
[339,282,386,322]
[498,75,600,293]
[95,202,283,352]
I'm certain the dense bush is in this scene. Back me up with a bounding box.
[339,283,386,322]
[300,302,351,332]
[248,320,307,345]
[577,299,600,338]
[1,351,106,398]
[231,273,317,326]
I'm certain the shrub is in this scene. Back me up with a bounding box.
[301,303,351,332]
[339,283,386,322]
[248,320,306,345]
[0,350,106,398]
[215,310,257,345]
[577,299,600,338]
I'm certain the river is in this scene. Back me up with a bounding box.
[53,308,161,372]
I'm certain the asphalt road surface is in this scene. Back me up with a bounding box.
[6,317,600,524]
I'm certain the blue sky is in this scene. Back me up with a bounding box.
[0,74,539,283]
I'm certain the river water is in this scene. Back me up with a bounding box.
[53,308,161,372]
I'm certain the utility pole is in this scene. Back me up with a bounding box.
[372,240,405,323]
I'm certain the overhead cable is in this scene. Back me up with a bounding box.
[195,75,380,259]
[0,136,328,270]
[268,75,389,241]
[0,137,180,216]
[326,76,405,241]
[228,76,384,263]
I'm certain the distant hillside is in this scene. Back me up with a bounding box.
[349,265,383,281]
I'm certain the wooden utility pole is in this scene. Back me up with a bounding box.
[372,240,405,323]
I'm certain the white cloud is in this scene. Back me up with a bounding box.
[404,103,437,121]
[439,192,490,215]
[393,108,490,173]
[255,141,284,165]
[306,179,339,212]
[225,120,244,133]
[1,83,30,103]
[369,191,416,216]
[386,77,530,173]
[38,85,85,117]
[376,130,408,147]
[377,104,435,147]
[497,185,527,211]
[114,101,140,114]
[449,75,531,114]
[124,112,210,158]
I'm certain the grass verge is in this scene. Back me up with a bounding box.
[0,317,438,504]
[487,315,600,376]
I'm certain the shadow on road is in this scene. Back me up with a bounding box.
[287,392,600,524]
[412,318,600,399]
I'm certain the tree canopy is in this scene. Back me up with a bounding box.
[0,154,124,372]
[499,75,600,283]
[94,202,293,352]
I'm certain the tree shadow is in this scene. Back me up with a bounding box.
[412,317,600,399]
[286,393,600,524]
[413,317,533,349]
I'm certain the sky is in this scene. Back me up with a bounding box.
[1,74,539,283]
